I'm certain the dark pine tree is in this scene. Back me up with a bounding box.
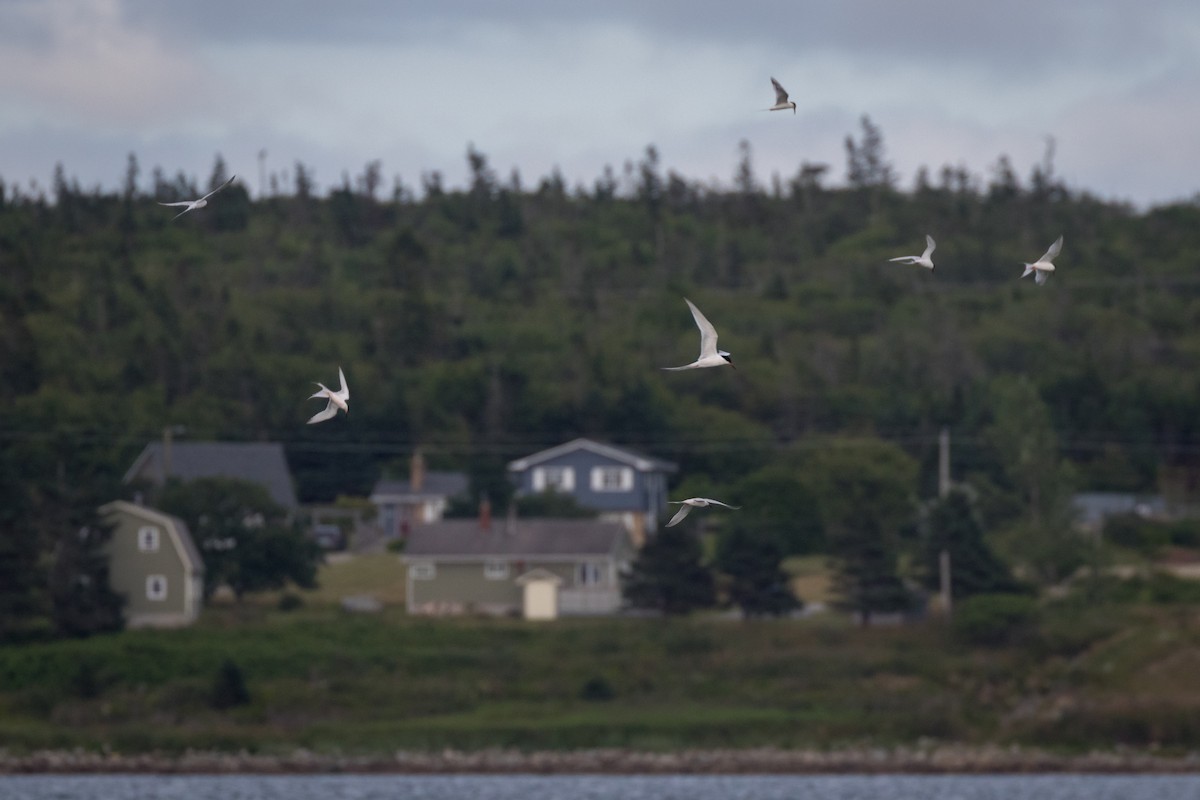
[831,512,913,626]
[623,526,715,615]
[49,514,125,638]
[716,523,800,618]
[0,479,44,642]
[920,488,1022,600]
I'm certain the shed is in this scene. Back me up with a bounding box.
[516,568,564,620]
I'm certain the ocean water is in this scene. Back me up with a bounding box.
[2,773,1199,800]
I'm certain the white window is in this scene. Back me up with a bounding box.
[484,561,510,580]
[409,562,436,580]
[137,526,159,552]
[591,466,633,492]
[577,562,605,586]
[146,574,168,601]
[532,465,575,492]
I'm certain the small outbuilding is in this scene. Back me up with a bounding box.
[515,568,564,620]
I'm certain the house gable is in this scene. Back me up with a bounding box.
[507,439,675,524]
[507,438,675,474]
[370,471,469,535]
[101,501,205,628]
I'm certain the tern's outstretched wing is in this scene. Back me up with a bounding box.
[702,499,741,510]
[684,298,720,359]
[158,201,193,208]
[921,235,936,259]
[770,77,789,105]
[307,399,338,424]
[889,256,915,263]
[666,504,692,527]
[200,174,237,202]
[1038,235,1063,264]
[1034,270,1049,285]
[334,366,349,401]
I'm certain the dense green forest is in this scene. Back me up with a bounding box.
[3,122,1200,633]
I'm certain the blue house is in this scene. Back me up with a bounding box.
[507,438,676,544]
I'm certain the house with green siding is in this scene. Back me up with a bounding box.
[101,500,205,628]
[402,516,633,617]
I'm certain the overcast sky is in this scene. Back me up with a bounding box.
[2,0,1198,207]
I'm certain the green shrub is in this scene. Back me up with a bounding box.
[1035,609,1119,657]
[1028,702,1200,748]
[1125,516,1200,550]
[210,659,251,710]
[579,675,615,702]
[1103,513,1173,553]
[1166,520,1200,549]
[278,592,304,612]
[1071,572,1200,605]
[952,593,1038,647]
[70,660,102,700]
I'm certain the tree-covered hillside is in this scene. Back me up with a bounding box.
[2,127,1200,629]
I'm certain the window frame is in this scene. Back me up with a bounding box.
[576,562,605,587]
[483,560,510,580]
[534,465,575,492]
[137,525,160,552]
[591,466,633,492]
[409,562,436,580]
[146,574,168,601]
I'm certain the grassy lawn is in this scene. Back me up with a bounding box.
[785,555,835,605]
[6,569,1200,756]
[310,552,408,606]
[239,552,408,608]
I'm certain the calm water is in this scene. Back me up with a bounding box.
[2,774,1199,800]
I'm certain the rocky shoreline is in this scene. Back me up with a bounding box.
[3,745,1200,775]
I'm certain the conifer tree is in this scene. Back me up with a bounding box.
[919,488,1021,600]
[716,523,800,618]
[49,514,125,638]
[623,526,715,615]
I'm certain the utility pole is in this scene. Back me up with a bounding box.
[161,425,185,486]
[939,549,952,617]
[938,426,950,498]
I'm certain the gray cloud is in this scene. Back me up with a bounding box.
[118,0,1196,74]
[0,1,1197,207]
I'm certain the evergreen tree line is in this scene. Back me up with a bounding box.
[2,118,1199,636]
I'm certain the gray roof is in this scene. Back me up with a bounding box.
[371,471,469,501]
[124,442,299,509]
[1072,492,1167,526]
[507,438,676,473]
[403,518,629,559]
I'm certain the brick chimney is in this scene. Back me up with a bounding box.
[479,497,492,532]
[410,449,426,492]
